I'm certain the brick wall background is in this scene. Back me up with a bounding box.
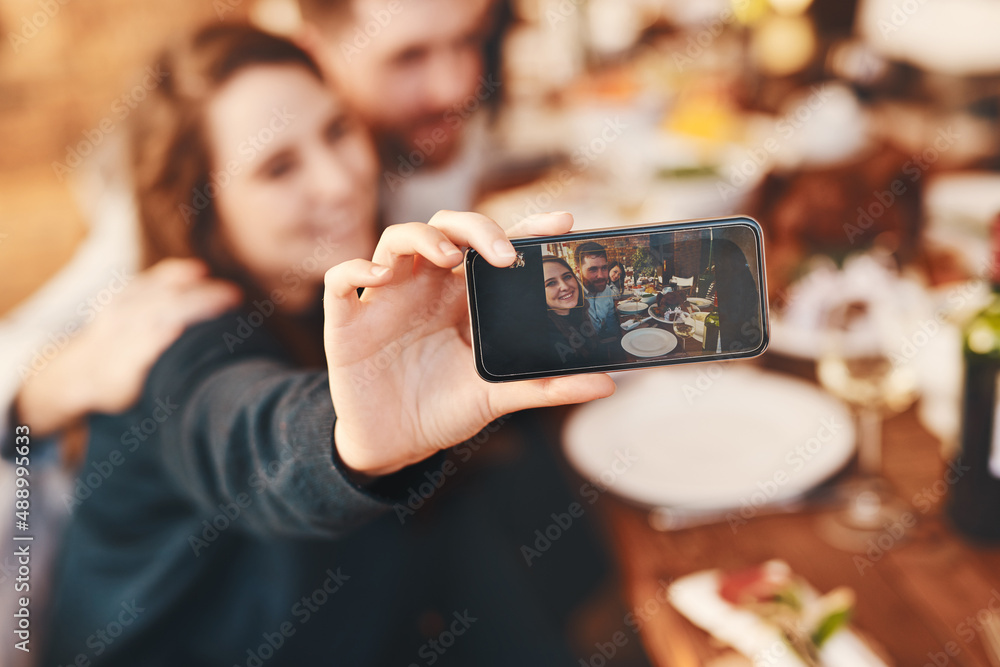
[544,233,707,286]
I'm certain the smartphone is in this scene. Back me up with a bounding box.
[465,215,769,382]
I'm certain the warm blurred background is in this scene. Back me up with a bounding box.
[0,0,270,313]
[4,0,1000,663]
[0,1,257,315]
[3,0,999,310]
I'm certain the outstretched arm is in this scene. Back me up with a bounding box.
[153,211,614,539]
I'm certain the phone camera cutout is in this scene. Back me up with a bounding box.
[507,251,525,269]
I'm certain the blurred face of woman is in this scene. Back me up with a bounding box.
[609,265,621,283]
[544,261,579,315]
[207,64,378,309]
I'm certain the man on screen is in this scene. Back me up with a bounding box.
[574,242,619,341]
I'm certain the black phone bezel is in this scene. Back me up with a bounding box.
[465,215,770,382]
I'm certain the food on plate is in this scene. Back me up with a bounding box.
[656,290,685,310]
[649,304,670,321]
[719,561,855,665]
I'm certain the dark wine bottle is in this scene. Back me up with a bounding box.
[697,267,715,299]
[947,213,1000,541]
[703,292,721,353]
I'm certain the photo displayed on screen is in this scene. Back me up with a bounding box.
[469,222,766,378]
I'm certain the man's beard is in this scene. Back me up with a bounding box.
[376,119,463,171]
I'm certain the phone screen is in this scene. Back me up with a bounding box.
[465,217,768,382]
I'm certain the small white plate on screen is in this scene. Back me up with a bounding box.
[617,301,648,315]
[621,328,677,357]
[563,366,854,510]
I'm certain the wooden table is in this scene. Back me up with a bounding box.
[588,354,1000,667]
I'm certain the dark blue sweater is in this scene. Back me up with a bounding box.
[40,310,611,666]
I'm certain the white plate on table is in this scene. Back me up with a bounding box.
[647,304,677,324]
[621,328,677,358]
[617,301,648,315]
[562,366,854,510]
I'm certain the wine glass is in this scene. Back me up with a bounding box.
[815,297,919,549]
[672,312,696,352]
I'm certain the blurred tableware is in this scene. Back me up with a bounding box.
[647,487,841,532]
[924,171,1000,274]
[562,366,854,510]
[672,311,697,351]
[687,297,712,310]
[620,328,677,358]
[858,0,1000,75]
[648,504,772,533]
[668,565,888,667]
[815,280,920,549]
[769,254,928,360]
[772,83,871,170]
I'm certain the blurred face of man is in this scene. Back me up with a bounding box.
[314,0,494,168]
[579,255,609,294]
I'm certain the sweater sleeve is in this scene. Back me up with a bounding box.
[143,311,441,539]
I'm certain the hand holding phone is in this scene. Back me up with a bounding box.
[465,216,769,382]
[322,211,615,476]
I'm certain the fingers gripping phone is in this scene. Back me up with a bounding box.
[465,216,769,382]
